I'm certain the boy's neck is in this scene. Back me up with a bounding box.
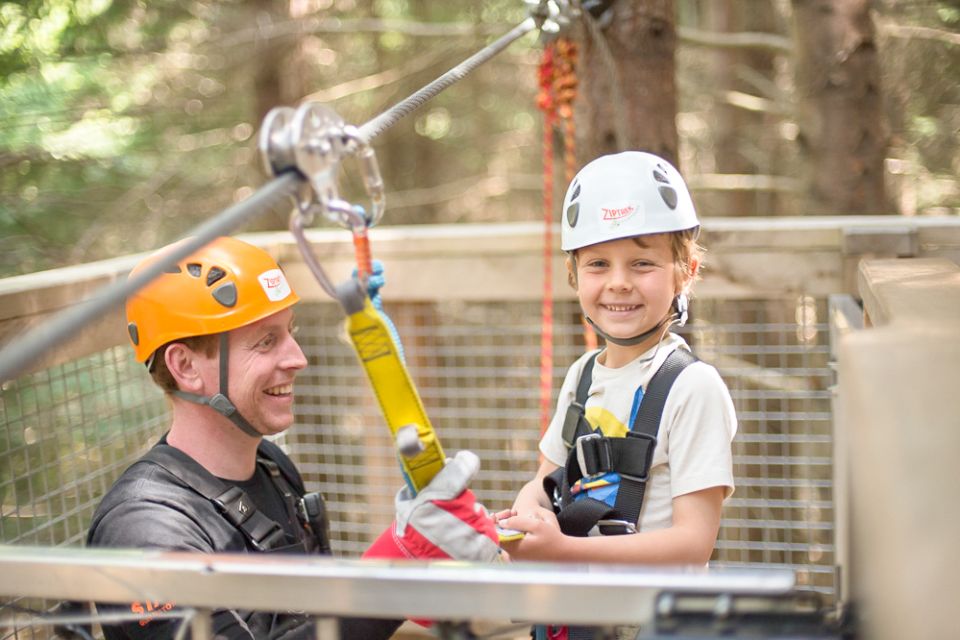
[598,332,667,368]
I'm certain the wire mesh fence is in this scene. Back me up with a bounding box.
[284,297,835,594]
[0,294,836,635]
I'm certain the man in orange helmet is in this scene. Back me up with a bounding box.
[87,236,499,639]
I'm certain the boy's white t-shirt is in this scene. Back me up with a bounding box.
[540,333,737,533]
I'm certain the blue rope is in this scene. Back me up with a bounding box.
[357,258,406,364]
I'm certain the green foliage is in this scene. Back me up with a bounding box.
[2,0,958,277]
[0,0,540,276]
[875,0,960,214]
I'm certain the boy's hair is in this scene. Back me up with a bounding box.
[565,228,705,290]
[149,334,219,393]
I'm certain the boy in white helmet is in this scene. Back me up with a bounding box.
[498,152,736,632]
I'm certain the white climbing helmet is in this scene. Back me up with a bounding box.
[561,151,699,251]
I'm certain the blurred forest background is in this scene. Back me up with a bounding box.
[1,0,958,278]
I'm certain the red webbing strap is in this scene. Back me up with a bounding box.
[553,38,598,352]
[537,42,558,437]
[538,38,595,438]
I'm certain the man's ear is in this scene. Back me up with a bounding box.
[165,343,205,392]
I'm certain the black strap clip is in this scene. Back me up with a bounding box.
[213,486,285,551]
[562,401,586,449]
[575,432,613,478]
[298,492,332,554]
[213,486,254,527]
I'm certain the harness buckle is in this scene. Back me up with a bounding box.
[297,492,325,524]
[594,518,637,536]
[575,432,612,478]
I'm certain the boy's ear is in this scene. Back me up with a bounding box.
[565,253,579,291]
[677,256,701,295]
[689,255,701,281]
[164,343,205,393]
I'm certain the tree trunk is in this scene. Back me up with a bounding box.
[250,0,306,230]
[791,0,892,214]
[576,0,680,165]
[707,0,784,216]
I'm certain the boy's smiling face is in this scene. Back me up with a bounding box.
[575,234,686,355]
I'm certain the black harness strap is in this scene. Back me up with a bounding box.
[545,352,599,509]
[542,348,697,640]
[560,352,599,449]
[140,443,300,552]
[545,348,697,538]
[612,347,697,529]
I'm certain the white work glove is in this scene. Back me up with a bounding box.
[363,450,501,563]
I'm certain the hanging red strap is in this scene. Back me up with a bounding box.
[536,42,558,438]
[537,38,597,437]
[552,39,598,353]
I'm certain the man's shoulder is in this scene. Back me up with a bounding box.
[101,452,205,502]
[87,455,223,551]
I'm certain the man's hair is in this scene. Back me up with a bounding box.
[565,228,705,290]
[149,334,219,393]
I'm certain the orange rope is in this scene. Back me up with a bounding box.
[537,42,557,438]
[553,39,598,352]
[352,227,372,281]
[537,38,593,438]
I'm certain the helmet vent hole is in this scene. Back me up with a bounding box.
[653,167,670,184]
[571,183,581,201]
[187,263,202,277]
[212,282,238,308]
[659,186,678,209]
[207,266,226,286]
[127,323,139,346]
[566,203,580,228]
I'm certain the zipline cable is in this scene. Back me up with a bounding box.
[0,12,551,385]
[358,17,537,144]
[0,174,299,384]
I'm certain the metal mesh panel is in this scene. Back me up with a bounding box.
[0,347,169,547]
[286,297,836,596]
[0,347,170,639]
[0,296,836,611]
[690,297,834,595]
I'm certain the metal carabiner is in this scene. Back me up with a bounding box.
[341,126,385,228]
[288,208,367,315]
[288,208,337,300]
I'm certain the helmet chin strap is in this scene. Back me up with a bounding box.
[585,293,689,348]
[172,333,262,439]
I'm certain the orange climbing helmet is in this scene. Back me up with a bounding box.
[125,236,300,364]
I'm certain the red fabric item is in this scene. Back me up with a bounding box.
[362,488,499,628]
[362,489,498,560]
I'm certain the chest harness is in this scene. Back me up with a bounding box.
[140,440,331,554]
[543,347,697,538]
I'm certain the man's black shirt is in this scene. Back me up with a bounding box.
[87,437,401,640]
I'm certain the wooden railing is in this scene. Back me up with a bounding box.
[3,216,959,375]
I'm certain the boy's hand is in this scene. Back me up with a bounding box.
[496,507,565,561]
[363,450,501,563]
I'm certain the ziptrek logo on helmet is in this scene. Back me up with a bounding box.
[258,269,292,302]
[601,204,636,220]
[599,202,641,227]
